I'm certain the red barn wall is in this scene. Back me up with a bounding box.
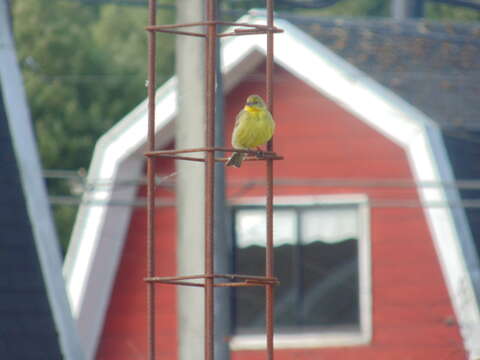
[96,62,466,359]
[96,154,178,360]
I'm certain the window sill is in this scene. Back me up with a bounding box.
[230,330,371,350]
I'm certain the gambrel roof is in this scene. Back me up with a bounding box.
[64,10,480,360]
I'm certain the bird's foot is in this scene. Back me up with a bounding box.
[255,149,265,158]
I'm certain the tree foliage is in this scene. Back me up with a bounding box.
[12,0,174,250]
[426,1,480,21]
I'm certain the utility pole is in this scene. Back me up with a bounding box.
[175,0,206,358]
[391,0,424,19]
[213,7,231,358]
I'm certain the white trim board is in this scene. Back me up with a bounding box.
[64,10,480,360]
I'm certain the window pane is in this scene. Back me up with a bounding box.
[302,206,358,244]
[234,209,296,333]
[300,206,359,328]
[233,204,361,334]
[235,209,296,248]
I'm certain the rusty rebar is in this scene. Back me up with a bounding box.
[145,273,279,284]
[146,20,282,31]
[265,0,275,359]
[146,1,157,359]
[148,28,207,37]
[145,146,280,156]
[144,2,281,359]
[218,27,283,37]
[204,0,216,359]
[145,154,283,163]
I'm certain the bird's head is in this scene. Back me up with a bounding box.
[245,94,266,109]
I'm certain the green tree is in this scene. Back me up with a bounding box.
[12,0,174,250]
[224,0,389,17]
[426,2,480,21]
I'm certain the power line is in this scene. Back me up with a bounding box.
[48,194,480,209]
[45,171,480,209]
[43,170,480,190]
[432,0,480,11]
[69,0,480,12]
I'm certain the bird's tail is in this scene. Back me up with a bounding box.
[225,152,244,168]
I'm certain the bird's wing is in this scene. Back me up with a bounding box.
[231,110,250,149]
[233,109,247,129]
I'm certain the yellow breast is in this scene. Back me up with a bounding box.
[232,107,275,149]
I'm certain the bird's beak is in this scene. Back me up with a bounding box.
[246,102,255,106]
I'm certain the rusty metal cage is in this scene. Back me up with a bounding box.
[144,1,283,359]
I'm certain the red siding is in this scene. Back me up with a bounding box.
[96,154,178,360]
[96,62,466,359]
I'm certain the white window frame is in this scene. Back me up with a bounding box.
[229,194,372,350]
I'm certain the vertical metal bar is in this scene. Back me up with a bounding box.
[265,0,275,359]
[205,0,217,359]
[147,1,157,360]
[295,211,304,326]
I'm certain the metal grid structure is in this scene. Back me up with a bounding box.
[144,1,283,359]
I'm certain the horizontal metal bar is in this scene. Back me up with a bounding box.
[153,155,207,162]
[146,22,283,38]
[155,280,205,287]
[146,28,206,37]
[219,31,265,37]
[145,274,212,282]
[145,154,283,162]
[146,21,282,30]
[214,282,266,287]
[145,274,279,286]
[216,274,279,283]
[146,22,208,30]
[217,21,279,29]
[219,27,283,38]
[145,147,262,155]
[145,147,282,156]
[237,155,284,161]
[235,27,283,34]
[147,280,274,288]
[146,147,212,155]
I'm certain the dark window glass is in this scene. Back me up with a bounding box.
[232,204,360,334]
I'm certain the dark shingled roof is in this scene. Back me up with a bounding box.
[0,87,63,359]
[286,15,480,131]
[282,14,480,256]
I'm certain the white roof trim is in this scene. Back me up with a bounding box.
[65,10,480,359]
[0,1,84,359]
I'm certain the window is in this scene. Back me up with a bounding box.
[230,196,371,349]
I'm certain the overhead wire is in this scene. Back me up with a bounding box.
[43,170,480,190]
[45,170,480,208]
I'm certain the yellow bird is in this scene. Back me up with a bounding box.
[226,94,275,168]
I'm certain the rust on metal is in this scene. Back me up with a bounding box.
[145,274,279,284]
[146,1,157,359]
[219,27,283,37]
[148,29,207,38]
[265,1,276,359]
[145,147,283,163]
[204,0,217,358]
[145,154,283,163]
[146,20,283,32]
[145,146,279,155]
[144,0,281,359]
